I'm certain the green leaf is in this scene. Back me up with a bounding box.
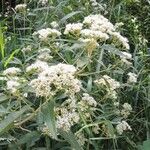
[87,76,92,92]
[4,49,20,67]
[0,94,8,103]
[76,57,89,68]
[59,130,83,150]
[139,139,150,150]
[105,121,115,137]
[0,26,5,59]
[0,106,10,116]
[102,44,131,58]
[59,11,82,24]
[18,131,41,148]
[41,100,57,139]
[0,106,30,135]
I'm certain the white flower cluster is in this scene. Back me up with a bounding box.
[83,15,114,31]
[114,102,132,119]
[81,29,109,41]
[50,21,59,28]
[94,75,120,89]
[64,23,83,35]
[3,67,22,94]
[83,15,129,49]
[56,108,79,131]
[120,51,132,66]
[3,67,21,76]
[33,28,61,41]
[116,121,132,135]
[110,31,129,49]
[90,0,98,7]
[64,14,129,56]
[6,79,20,94]
[75,132,87,146]
[39,0,48,6]
[78,93,97,118]
[115,22,124,29]
[81,93,97,107]
[29,63,81,97]
[89,0,107,14]
[92,124,100,134]
[45,93,97,132]
[37,48,53,61]
[22,45,32,52]
[26,60,49,74]
[121,103,132,118]
[30,76,54,97]
[94,75,120,99]
[120,52,132,60]
[15,4,27,12]
[79,38,99,56]
[42,94,92,133]
[127,72,137,83]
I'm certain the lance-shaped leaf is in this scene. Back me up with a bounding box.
[0,94,8,103]
[41,100,57,139]
[59,129,83,150]
[0,106,30,135]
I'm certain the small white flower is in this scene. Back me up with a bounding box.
[56,108,79,131]
[22,45,32,52]
[50,21,59,28]
[123,103,132,111]
[29,77,54,97]
[120,52,132,60]
[121,103,132,118]
[83,14,108,26]
[38,48,51,53]
[127,72,137,83]
[82,93,97,107]
[64,23,83,35]
[39,0,48,6]
[121,58,132,66]
[37,48,52,61]
[7,80,20,94]
[115,22,124,29]
[23,93,28,97]
[94,75,120,90]
[37,53,53,61]
[116,121,132,135]
[108,90,118,99]
[3,67,21,76]
[79,38,99,55]
[95,75,120,100]
[26,60,49,73]
[114,102,120,106]
[81,29,109,41]
[83,14,114,33]
[110,31,130,49]
[92,125,100,134]
[75,132,87,146]
[15,4,27,12]
[33,28,61,41]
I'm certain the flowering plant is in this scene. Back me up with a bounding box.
[0,0,148,149]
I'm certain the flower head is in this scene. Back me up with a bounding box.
[15,4,27,12]
[3,67,21,76]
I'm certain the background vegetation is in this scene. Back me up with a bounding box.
[0,0,149,149]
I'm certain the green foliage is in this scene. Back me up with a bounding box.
[0,26,5,59]
[41,100,57,139]
[138,139,150,150]
[0,0,149,150]
[0,106,30,135]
